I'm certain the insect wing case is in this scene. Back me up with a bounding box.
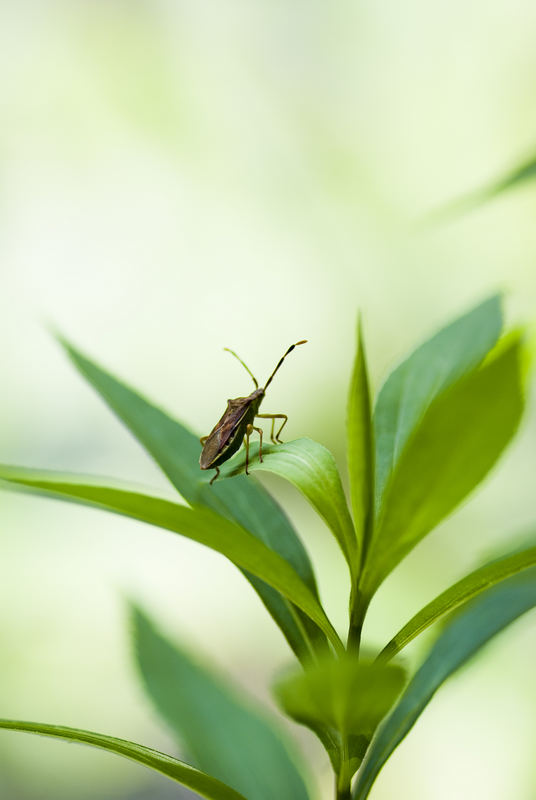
[200,391,263,468]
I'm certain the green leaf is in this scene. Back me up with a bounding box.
[273,656,406,778]
[0,719,246,800]
[220,438,358,580]
[57,337,326,662]
[361,333,525,598]
[377,543,536,662]
[353,566,536,800]
[0,466,343,653]
[132,604,312,800]
[373,295,502,512]
[346,316,374,563]
[435,153,536,217]
[476,154,536,197]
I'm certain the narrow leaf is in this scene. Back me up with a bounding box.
[221,439,358,579]
[274,656,406,778]
[378,543,536,662]
[434,153,536,217]
[346,316,374,562]
[0,467,343,652]
[374,295,502,511]
[0,719,245,800]
[361,334,525,597]
[58,337,325,661]
[132,605,311,800]
[353,566,536,799]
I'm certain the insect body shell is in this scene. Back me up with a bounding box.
[199,388,264,470]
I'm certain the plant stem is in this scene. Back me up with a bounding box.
[336,782,352,800]
[336,739,352,800]
[347,588,368,654]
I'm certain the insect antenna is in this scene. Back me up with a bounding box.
[263,340,307,391]
[223,348,259,388]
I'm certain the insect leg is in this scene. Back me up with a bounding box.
[273,414,288,443]
[200,435,209,445]
[244,427,251,474]
[209,466,220,485]
[253,425,263,462]
[255,413,278,443]
[256,413,288,444]
[245,423,264,472]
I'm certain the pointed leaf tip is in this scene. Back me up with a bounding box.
[0,719,246,800]
[346,313,374,565]
[132,604,313,800]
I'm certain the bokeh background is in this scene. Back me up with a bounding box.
[1,1,535,798]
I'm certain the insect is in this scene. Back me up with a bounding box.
[199,340,307,485]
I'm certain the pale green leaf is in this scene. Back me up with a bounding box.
[361,334,524,598]
[0,719,245,800]
[435,153,536,217]
[0,467,343,653]
[378,543,536,662]
[132,605,312,800]
[346,316,374,562]
[58,337,325,662]
[221,439,357,580]
[353,566,536,799]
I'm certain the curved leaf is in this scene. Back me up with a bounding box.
[353,566,536,799]
[0,719,245,800]
[346,316,374,562]
[221,439,357,579]
[132,605,312,800]
[0,466,343,653]
[274,656,406,778]
[58,337,325,662]
[378,544,536,662]
[361,333,525,598]
[373,295,502,512]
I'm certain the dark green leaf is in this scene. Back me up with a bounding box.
[0,719,245,800]
[373,295,502,511]
[353,566,536,799]
[221,438,357,579]
[361,333,525,597]
[132,605,311,800]
[58,337,325,661]
[0,467,343,653]
[378,543,536,662]
[346,316,374,564]
[274,656,406,778]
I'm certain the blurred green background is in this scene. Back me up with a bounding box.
[1,1,535,798]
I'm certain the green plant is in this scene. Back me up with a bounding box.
[1,295,535,800]
[433,146,536,217]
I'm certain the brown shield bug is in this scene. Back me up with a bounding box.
[199,341,307,484]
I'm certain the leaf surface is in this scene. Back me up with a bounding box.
[361,333,524,596]
[0,719,245,800]
[274,656,406,778]
[378,543,536,662]
[373,295,502,511]
[58,338,325,661]
[132,605,311,800]
[221,438,357,578]
[353,566,536,799]
[0,466,343,652]
[346,317,374,563]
